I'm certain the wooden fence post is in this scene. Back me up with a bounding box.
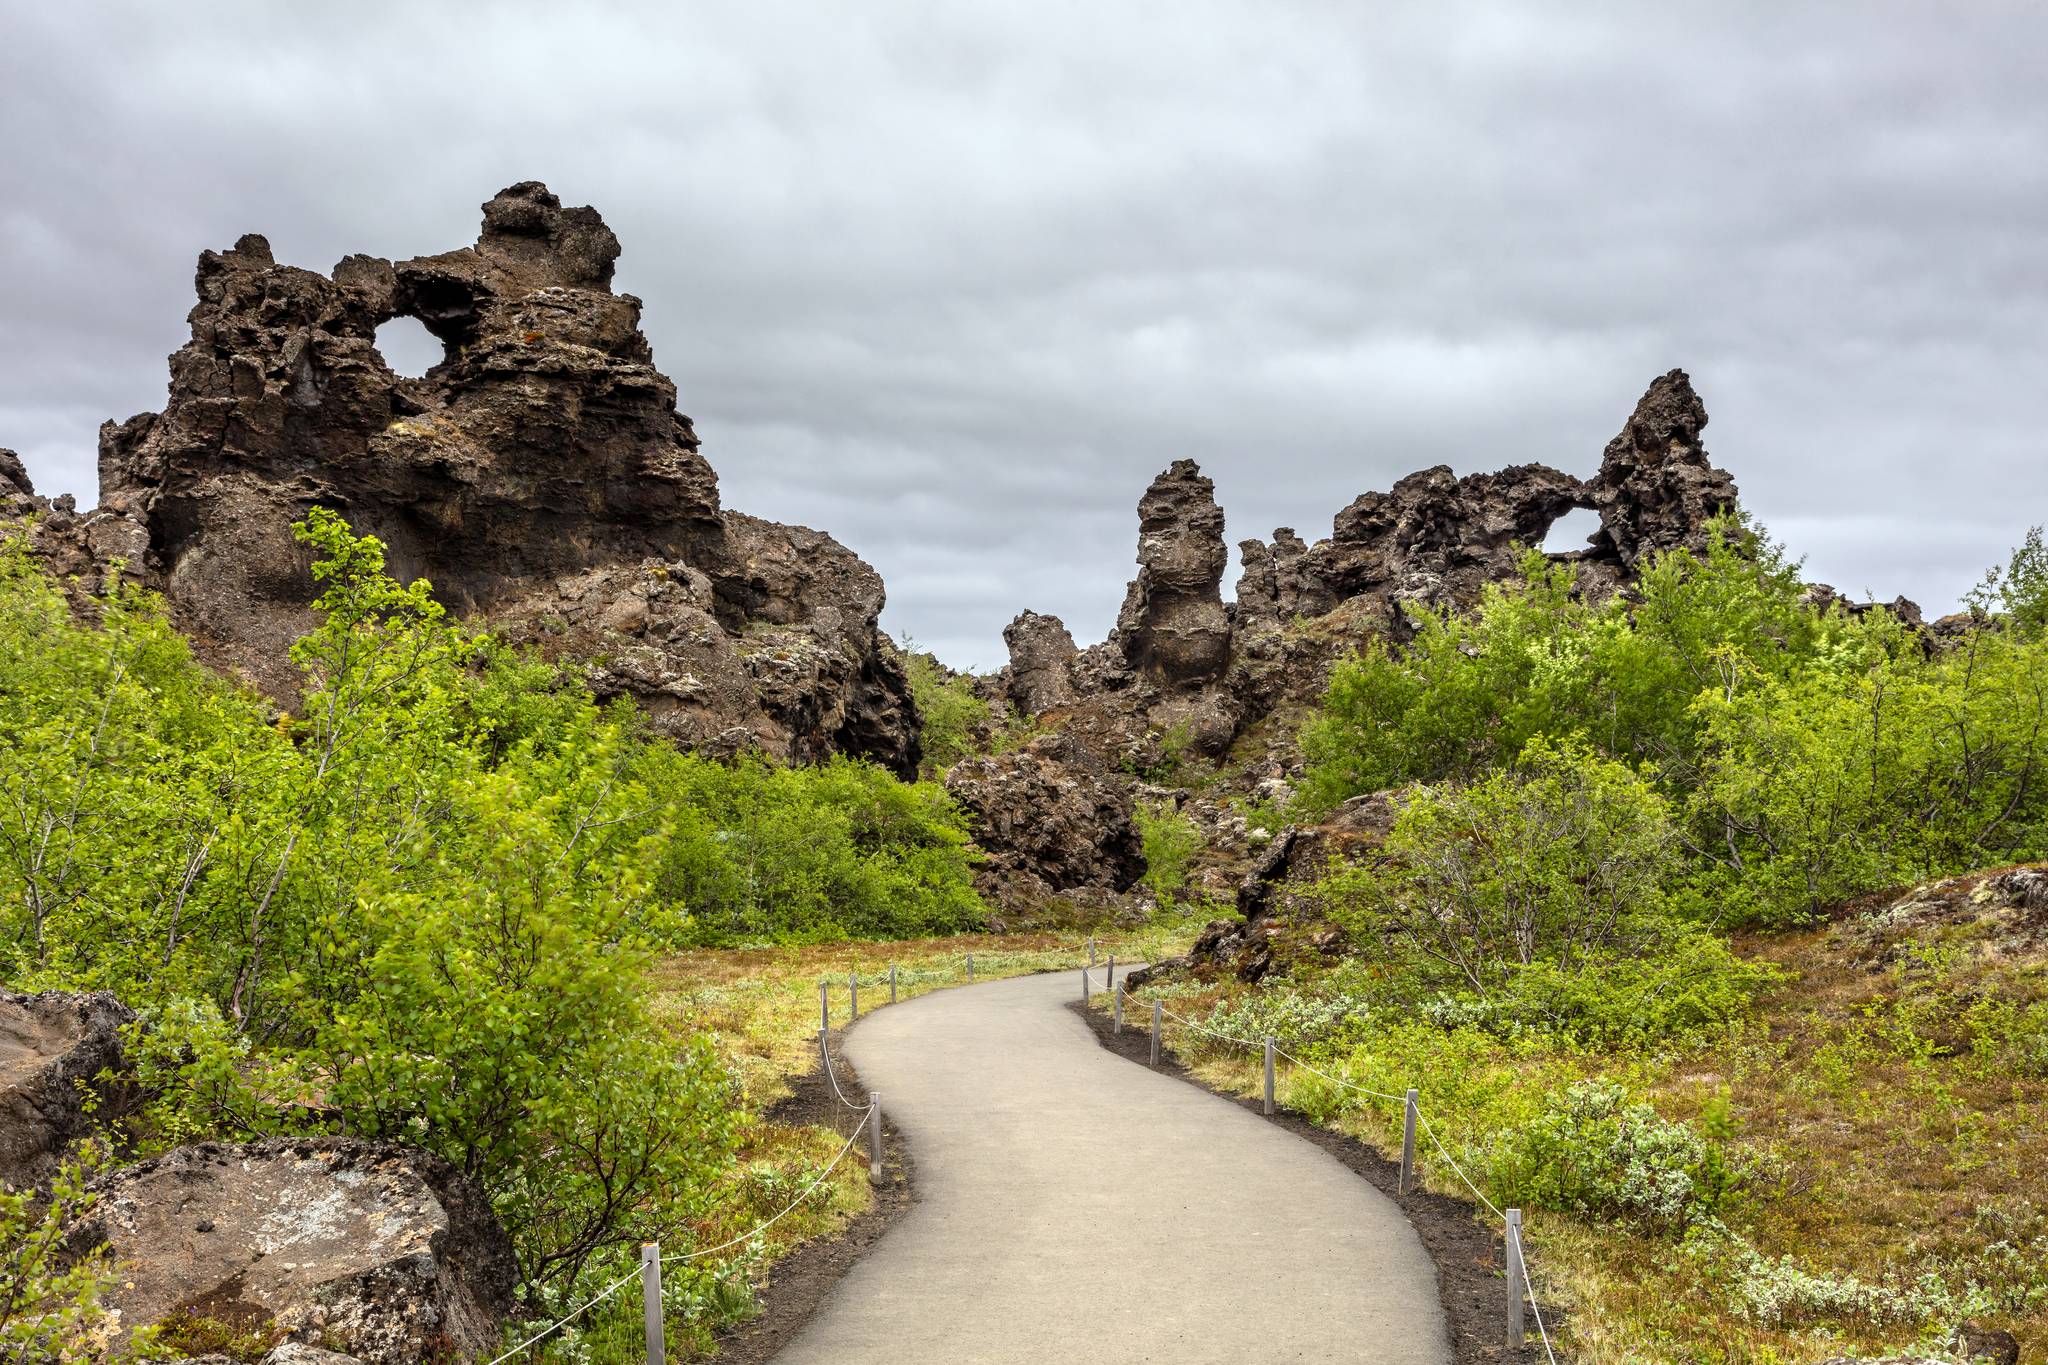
[640,1242,664,1363]
[1505,1208,1527,1348]
[1400,1088,1418,1195]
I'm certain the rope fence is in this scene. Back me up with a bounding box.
[488,1074,877,1364]
[494,939,1560,1362]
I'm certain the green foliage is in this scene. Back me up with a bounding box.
[1424,933,1781,1049]
[0,512,984,1313]
[642,750,984,944]
[1134,799,1203,906]
[0,1147,133,1364]
[1495,1079,1739,1233]
[1297,516,1819,813]
[898,645,990,775]
[1969,524,2048,636]
[1689,612,2048,923]
[1299,516,2048,928]
[1330,739,1680,989]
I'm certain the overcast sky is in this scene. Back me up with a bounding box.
[4,3,2043,669]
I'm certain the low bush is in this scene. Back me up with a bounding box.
[1135,799,1204,906]
[1494,1080,1739,1233]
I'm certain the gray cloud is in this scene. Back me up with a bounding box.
[4,1,2043,668]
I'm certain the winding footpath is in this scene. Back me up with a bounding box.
[773,969,1451,1364]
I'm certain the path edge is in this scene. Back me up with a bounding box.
[1065,997,1556,1365]
[709,1032,917,1365]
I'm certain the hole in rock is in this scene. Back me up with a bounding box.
[374,316,444,379]
[1541,506,1603,555]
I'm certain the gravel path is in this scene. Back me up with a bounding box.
[771,968,1452,1364]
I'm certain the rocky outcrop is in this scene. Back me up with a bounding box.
[944,732,1144,905]
[1233,527,1312,627]
[1112,460,1232,686]
[34,183,915,772]
[953,370,1745,908]
[1584,368,1738,571]
[1292,462,1586,626]
[0,988,136,1189]
[1000,610,1078,717]
[1165,791,1401,983]
[1235,369,1739,633]
[73,1138,517,1364]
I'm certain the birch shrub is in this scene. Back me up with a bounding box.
[0,510,982,1305]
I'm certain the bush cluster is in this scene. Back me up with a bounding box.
[1495,1080,1740,1232]
[1300,515,2048,927]
[0,511,987,1327]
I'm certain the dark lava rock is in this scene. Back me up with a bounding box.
[1000,610,1079,717]
[1585,367,1739,571]
[1113,459,1232,687]
[1298,462,1585,627]
[944,732,1144,905]
[1128,790,1402,989]
[0,987,136,1189]
[45,182,915,773]
[73,1137,517,1365]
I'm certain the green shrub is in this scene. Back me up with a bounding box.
[1135,799,1203,906]
[1454,934,1781,1049]
[899,645,989,775]
[641,751,984,944]
[1330,738,1680,990]
[0,1147,129,1363]
[0,510,984,1314]
[1296,515,1820,814]
[1494,1080,1738,1232]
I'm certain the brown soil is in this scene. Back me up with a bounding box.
[1067,999,1560,1365]
[709,1029,916,1365]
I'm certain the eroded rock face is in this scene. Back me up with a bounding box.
[1181,791,1401,983]
[1299,462,1586,625]
[1113,460,1232,686]
[944,733,1144,905]
[75,1138,517,1364]
[956,370,1744,908]
[0,988,135,1189]
[1585,368,1738,571]
[67,183,914,772]
[1000,611,1078,717]
[1234,369,1738,633]
[1233,527,1312,627]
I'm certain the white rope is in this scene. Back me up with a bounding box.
[1415,1108,1506,1222]
[1271,1044,1409,1105]
[662,1108,871,1264]
[1525,1253,1562,1365]
[818,1030,867,1112]
[1154,1001,1265,1050]
[483,1268,640,1365]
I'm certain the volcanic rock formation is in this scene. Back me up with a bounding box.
[1235,369,1738,633]
[18,183,916,772]
[944,731,1145,906]
[1112,459,1233,686]
[72,1138,517,1363]
[1000,610,1079,717]
[0,988,137,1189]
[982,370,1741,904]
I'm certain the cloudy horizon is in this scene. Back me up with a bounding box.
[4,3,2043,670]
